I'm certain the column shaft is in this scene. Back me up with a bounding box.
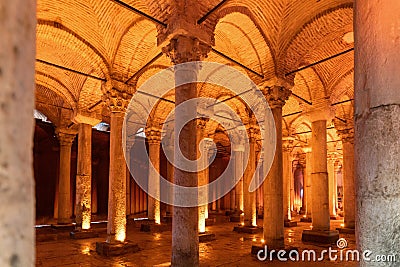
[0,0,36,263]
[75,123,92,229]
[263,107,284,248]
[107,112,126,242]
[58,133,75,224]
[234,150,244,212]
[243,134,256,226]
[171,61,199,266]
[148,140,160,224]
[343,142,355,229]
[304,149,312,217]
[282,145,292,221]
[311,120,330,231]
[328,158,337,217]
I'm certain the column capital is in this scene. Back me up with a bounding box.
[334,117,354,144]
[145,127,162,145]
[72,109,101,126]
[162,35,211,64]
[302,98,335,122]
[261,77,292,109]
[102,80,132,113]
[282,137,295,152]
[56,128,77,146]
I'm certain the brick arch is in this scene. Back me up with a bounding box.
[37,20,111,80]
[281,4,353,78]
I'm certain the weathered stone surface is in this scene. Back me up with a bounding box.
[96,241,140,257]
[0,0,36,265]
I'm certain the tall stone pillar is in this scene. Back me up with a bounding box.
[198,135,213,233]
[165,144,174,215]
[146,128,161,224]
[103,84,130,243]
[0,0,36,263]
[335,119,355,230]
[282,137,294,221]
[262,80,291,249]
[243,127,257,227]
[75,123,93,230]
[163,35,211,267]
[125,139,134,217]
[303,146,312,219]
[355,2,400,262]
[302,102,339,243]
[56,129,76,224]
[328,154,337,218]
[233,145,245,214]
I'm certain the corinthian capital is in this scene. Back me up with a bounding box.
[56,128,77,146]
[102,80,132,113]
[162,35,211,64]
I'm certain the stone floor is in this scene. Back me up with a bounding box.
[36,215,357,266]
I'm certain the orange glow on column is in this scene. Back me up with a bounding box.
[199,205,206,233]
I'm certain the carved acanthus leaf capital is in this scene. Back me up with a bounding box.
[102,80,132,113]
[56,128,77,146]
[162,35,211,64]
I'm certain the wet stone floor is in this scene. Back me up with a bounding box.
[36,215,357,266]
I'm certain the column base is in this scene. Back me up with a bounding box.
[199,232,216,243]
[96,240,140,256]
[70,229,99,239]
[330,215,340,220]
[284,220,298,227]
[233,225,263,234]
[251,245,298,260]
[336,227,355,234]
[140,222,171,233]
[300,217,312,223]
[301,229,339,244]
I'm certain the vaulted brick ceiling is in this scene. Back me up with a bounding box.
[35,0,354,146]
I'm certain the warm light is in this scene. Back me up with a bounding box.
[82,216,91,230]
[261,239,265,244]
[251,210,257,227]
[252,238,257,242]
[340,223,345,227]
[343,32,354,44]
[80,244,90,255]
[288,238,293,243]
[199,205,206,233]
[241,222,245,226]
[310,226,313,229]
[303,215,307,218]
[115,217,126,242]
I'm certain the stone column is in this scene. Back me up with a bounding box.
[75,123,93,230]
[125,140,134,217]
[0,0,36,263]
[198,135,213,233]
[303,146,312,219]
[56,129,76,224]
[262,81,291,249]
[146,128,161,224]
[165,144,174,216]
[243,127,257,227]
[328,154,337,218]
[282,138,294,221]
[103,84,130,243]
[302,102,338,243]
[233,144,244,214]
[355,1,400,263]
[163,35,211,267]
[335,120,355,230]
